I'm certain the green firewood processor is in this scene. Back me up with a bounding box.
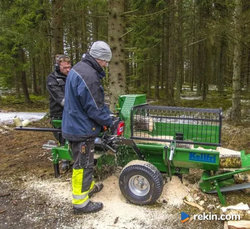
[16,94,250,206]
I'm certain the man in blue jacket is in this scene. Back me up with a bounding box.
[62,41,113,214]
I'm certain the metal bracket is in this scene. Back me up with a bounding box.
[166,141,176,181]
[214,180,226,206]
[208,182,250,194]
[115,138,144,160]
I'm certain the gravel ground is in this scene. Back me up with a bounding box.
[0,120,249,229]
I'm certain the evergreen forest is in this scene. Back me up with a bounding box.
[0,0,249,122]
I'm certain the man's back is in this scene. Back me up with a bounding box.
[62,53,112,141]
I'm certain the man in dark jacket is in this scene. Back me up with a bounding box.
[62,41,113,214]
[46,55,71,170]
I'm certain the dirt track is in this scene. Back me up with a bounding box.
[0,120,249,229]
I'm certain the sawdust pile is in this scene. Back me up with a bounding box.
[160,176,190,207]
[26,177,72,204]
[23,174,185,228]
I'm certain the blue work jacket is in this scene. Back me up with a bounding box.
[62,54,112,141]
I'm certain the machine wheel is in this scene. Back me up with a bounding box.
[119,160,164,205]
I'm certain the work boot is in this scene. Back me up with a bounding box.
[89,183,104,197]
[73,201,103,214]
[61,160,70,171]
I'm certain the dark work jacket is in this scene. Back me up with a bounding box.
[46,70,67,119]
[62,54,112,141]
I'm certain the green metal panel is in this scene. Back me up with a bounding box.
[51,119,62,128]
[117,94,147,138]
[151,122,220,145]
[136,143,167,172]
[117,94,146,111]
[241,151,250,168]
[135,143,220,170]
[172,147,219,170]
[134,143,220,172]
[52,146,72,163]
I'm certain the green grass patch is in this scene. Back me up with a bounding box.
[0,94,49,112]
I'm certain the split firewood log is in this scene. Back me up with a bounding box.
[221,203,250,221]
[234,174,250,184]
[227,220,250,229]
[217,147,242,168]
[133,115,154,132]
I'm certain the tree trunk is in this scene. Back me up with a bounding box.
[176,0,184,101]
[80,5,87,55]
[247,50,250,93]
[231,0,242,122]
[161,12,168,97]
[197,43,204,96]
[68,21,74,63]
[190,1,197,92]
[15,72,21,99]
[19,48,31,103]
[165,0,175,105]
[32,57,39,94]
[51,0,64,57]
[147,63,151,97]
[92,4,99,41]
[196,2,211,99]
[217,35,227,94]
[108,0,126,111]
[155,53,160,99]
[203,38,212,101]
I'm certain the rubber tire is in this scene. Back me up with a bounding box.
[119,160,163,205]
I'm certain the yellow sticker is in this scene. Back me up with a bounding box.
[81,145,86,153]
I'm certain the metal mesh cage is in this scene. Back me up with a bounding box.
[131,105,222,146]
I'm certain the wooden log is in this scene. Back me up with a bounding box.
[133,115,154,132]
[133,131,173,140]
[234,174,250,184]
[217,147,242,168]
[225,221,229,229]
[233,174,250,194]
[221,203,250,220]
[183,200,204,211]
[227,220,250,229]
[220,157,242,168]
[134,139,171,146]
[217,147,241,157]
[0,193,10,197]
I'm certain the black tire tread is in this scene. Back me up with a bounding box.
[119,160,163,205]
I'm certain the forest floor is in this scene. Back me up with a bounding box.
[0,100,249,229]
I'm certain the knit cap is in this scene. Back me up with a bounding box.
[89,41,112,62]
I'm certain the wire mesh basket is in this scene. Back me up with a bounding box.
[131,105,222,146]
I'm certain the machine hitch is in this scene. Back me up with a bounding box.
[15,119,125,178]
[15,126,61,132]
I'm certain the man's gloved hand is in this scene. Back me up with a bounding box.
[109,117,120,135]
[102,126,108,131]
